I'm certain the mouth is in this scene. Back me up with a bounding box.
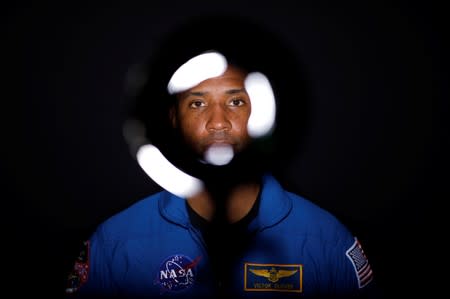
[205,132,234,146]
[207,139,231,146]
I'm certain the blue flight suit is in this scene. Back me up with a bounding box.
[66,174,374,298]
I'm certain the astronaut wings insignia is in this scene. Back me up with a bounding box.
[249,267,298,282]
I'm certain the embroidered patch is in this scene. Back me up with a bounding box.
[65,240,90,294]
[345,238,374,288]
[244,263,303,293]
[155,254,201,293]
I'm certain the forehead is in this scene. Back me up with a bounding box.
[187,66,247,91]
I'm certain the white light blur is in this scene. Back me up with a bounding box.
[245,72,276,138]
[136,144,204,198]
[203,144,234,166]
[167,52,228,95]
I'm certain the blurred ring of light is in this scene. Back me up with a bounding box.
[203,144,234,166]
[133,55,277,198]
[245,72,276,138]
[167,52,228,94]
[136,144,204,198]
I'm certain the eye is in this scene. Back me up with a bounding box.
[229,98,246,107]
[189,100,206,108]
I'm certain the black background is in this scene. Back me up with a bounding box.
[2,1,444,298]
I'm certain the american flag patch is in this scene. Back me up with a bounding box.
[345,238,373,288]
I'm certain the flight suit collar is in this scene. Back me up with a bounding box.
[159,173,292,231]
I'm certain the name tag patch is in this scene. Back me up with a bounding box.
[244,263,303,293]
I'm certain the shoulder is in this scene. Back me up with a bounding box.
[288,191,341,225]
[282,188,355,244]
[93,191,168,242]
[264,174,342,226]
[262,174,351,235]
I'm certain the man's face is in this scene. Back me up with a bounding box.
[171,66,252,160]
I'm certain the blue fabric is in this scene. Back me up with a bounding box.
[73,174,373,298]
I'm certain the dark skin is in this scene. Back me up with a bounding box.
[169,65,264,296]
[170,65,261,224]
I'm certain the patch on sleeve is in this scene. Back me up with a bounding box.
[65,240,90,294]
[345,238,373,288]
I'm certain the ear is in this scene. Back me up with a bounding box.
[169,106,177,128]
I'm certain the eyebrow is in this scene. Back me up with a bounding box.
[225,88,246,95]
[186,88,246,97]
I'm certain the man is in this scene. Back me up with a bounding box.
[66,15,376,298]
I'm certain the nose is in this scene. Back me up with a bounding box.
[206,105,231,132]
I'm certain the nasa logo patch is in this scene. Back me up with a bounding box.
[155,254,200,293]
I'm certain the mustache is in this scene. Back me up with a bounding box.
[202,131,238,146]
